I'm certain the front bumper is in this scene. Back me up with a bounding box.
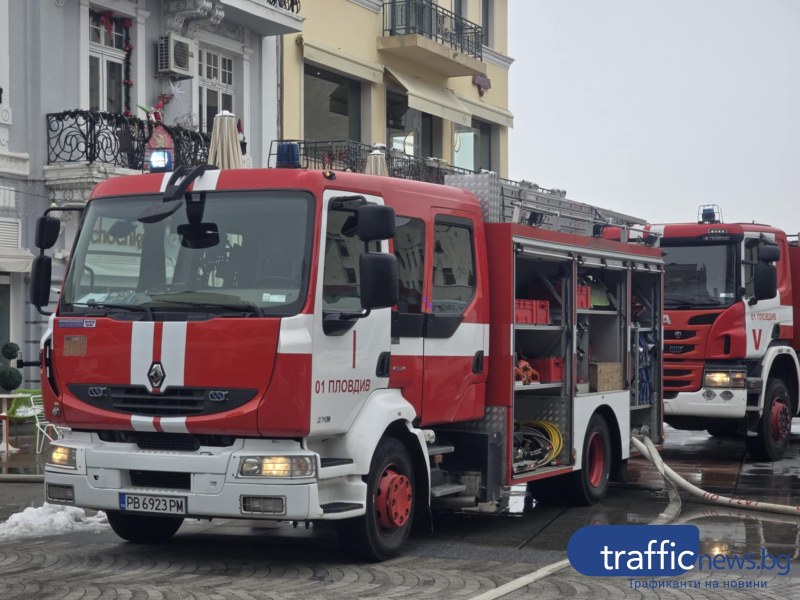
[663,388,747,418]
[45,432,365,521]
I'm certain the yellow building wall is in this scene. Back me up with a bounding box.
[282,0,511,177]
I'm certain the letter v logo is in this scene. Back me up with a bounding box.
[752,329,762,350]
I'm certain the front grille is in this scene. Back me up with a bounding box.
[664,344,694,355]
[137,433,200,451]
[69,384,256,417]
[664,330,696,340]
[688,313,719,325]
[97,430,237,450]
[129,470,191,491]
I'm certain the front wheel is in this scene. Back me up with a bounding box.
[565,413,612,505]
[106,511,183,543]
[746,378,792,461]
[338,437,415,561]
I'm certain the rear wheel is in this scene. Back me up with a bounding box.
[565,413,611,505]
[106,511,183,543]
[747,378,791,461]
[339,437,415,561]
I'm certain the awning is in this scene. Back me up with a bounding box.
[386,68,471,127]
[303,39,384,84]
[0,248,34,273]
[455,93,514,128]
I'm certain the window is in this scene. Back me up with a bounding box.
[394,217,425,313]
[454,119,492,171]
[198,48,236,133]
[61,192,313,317]
[88,14,126,113]
[386,91,435,158]
[304,65,361,141]
[323,209,368,312]
[482,0,493,46]
[431,218,475,314]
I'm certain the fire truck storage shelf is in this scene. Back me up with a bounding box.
[445,173,663,480]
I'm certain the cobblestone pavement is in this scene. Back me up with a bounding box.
[2,427,800,598]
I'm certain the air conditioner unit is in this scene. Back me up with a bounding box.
[157,32,194,79]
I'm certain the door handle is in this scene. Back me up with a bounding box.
[472,351,484,374]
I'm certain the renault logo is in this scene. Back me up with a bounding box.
[148,362,166,388]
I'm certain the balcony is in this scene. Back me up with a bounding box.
[270,140,476,185]
[214,0,303,36]
[379,0,486,77]
[46,110,210,170]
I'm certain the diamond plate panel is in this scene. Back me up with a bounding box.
[445,172,502,223]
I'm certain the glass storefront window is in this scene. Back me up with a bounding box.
[453,119,492,171]
[304,65,361,141]
[386,91,434,158]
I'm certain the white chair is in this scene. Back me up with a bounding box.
[28,395,68,454]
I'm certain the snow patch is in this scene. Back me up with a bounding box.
[0,503,108,539]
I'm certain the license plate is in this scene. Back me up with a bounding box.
[119,493,187,515]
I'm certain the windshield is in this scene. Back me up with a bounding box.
[61,191,314,317]
[663,243,738,309]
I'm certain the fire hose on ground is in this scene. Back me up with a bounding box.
[470,435,800,600]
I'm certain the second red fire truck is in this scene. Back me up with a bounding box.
[654,206,798,461]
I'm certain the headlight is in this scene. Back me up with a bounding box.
[47,445,77,469]
[238,456,316,478]
[704,370,746,388]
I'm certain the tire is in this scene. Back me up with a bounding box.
[706,420,741,438]
[106,511,183,543]
[339,437,415,561]
[746,378,792,461]
[565,413,612,505]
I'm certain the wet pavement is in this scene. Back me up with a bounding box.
[1,423,800,597]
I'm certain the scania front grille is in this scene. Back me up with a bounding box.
[69,384,256,416]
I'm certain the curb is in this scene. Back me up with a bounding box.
[0,475,44,483]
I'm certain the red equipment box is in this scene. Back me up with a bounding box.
[515,299,550,324]
[577,285,592,309]
[530,357,564,383]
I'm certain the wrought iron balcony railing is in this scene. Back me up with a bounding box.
[269,139,476,185]
[383,0,482,61]
[46,110,210,170]
[270,0,301,12]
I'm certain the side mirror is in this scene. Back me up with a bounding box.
[753,262,777,301]
[360,253,398,309]
[758,244,780,263]
[357,205,395,242]
[30,255,53,309]
[35,216,61,250]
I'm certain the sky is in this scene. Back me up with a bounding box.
[507,0,800,231]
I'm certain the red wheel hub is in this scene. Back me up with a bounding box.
[375,467,412,531]
[587,432,606,488]
[770,400,790,442]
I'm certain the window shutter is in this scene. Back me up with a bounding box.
[0,220,21,250]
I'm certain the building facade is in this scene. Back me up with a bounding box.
[281,0,513,177]
[0,0,302,384]
[0,0,513,385]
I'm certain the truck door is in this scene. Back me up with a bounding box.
[420,210,488,424]
[310,191,393,434]
[389,216,426,415]
[742,233,784,358]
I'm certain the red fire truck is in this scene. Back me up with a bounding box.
[30,160,663,560]
[654,206,797,461]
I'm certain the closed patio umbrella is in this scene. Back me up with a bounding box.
[364,148,388,176]
[207,110,243,169]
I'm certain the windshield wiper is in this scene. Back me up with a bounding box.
[79,300,154,320]
[149,300,265,317]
